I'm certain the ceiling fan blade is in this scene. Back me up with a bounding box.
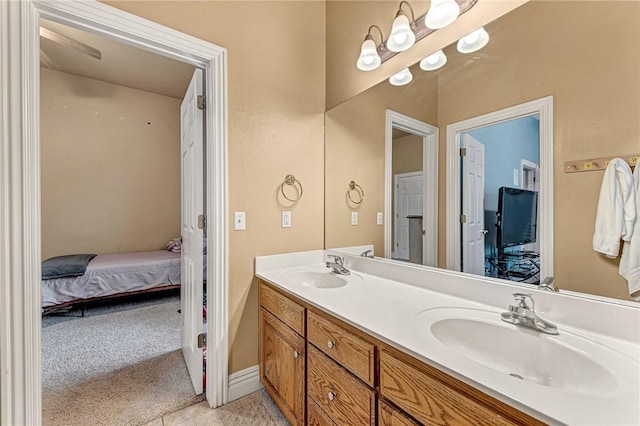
[40,27,102,60]
[40,49,59,70]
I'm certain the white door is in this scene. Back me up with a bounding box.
[181,69,205,395]
[394,172,423,260]
[462,134,485,275]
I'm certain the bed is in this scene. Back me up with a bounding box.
[41,250,182,314]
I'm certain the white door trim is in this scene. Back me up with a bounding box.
[445,96,553,279]
[385,110,438,267]
[0,1,228,423]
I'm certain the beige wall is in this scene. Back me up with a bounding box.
[105,1,326,374]
[325,0,527,109]
[325,1,640,300]
[40,68,181,260]
[392,134,423,175]
[325,68,437,253]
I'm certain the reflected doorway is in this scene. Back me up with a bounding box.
[385,110,439,266]
[446,96,554,287]
[460,115,540,283]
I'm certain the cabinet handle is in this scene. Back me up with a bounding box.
[327,391,336,401]
[327,340,335,349]
[293,350,300,359]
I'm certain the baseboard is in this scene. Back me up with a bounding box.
[228,365,263,402]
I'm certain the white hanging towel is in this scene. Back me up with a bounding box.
[620,163,640,300]
[592,158,635,258]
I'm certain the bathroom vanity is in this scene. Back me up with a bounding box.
[256,250,640,425]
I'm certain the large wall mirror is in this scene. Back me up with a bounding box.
[324,1,639,301]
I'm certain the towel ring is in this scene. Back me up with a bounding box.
[347,181,364,205]
[280,174,303,202]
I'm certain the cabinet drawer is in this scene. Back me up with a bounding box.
[260,281,305,335]
[308,344,376,426]
[307,310,375,386]
[380,350,520,426]
[379,400,420,426]
[308,398,337,426]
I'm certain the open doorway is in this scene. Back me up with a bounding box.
[445,96,554,287]
[1,2,228,423]
[385,110,439,266]
[460,115,540,283]
[39,19,209,424]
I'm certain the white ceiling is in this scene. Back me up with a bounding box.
[40,19,195,99]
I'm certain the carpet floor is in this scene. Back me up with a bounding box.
[42,295,205,426]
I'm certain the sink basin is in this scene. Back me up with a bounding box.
[416,307,636,397]
[278,264,360,289]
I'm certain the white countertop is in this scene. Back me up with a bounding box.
[256,250,640,426]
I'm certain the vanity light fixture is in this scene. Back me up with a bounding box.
[387,1,416,53]
[424,0,460,30]
[419,49,447,71]
[457,27,490,53]
[357,25,384,71]
[355,0,478,71]
[389,68,413,86]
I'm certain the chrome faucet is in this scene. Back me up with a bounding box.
[539,276,559,292]
[326,255,350,275]
[501,293,558,335]
[360,249,374,258]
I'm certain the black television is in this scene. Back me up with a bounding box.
[496,187,538,249]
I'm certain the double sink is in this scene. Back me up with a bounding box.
[275,263,638,402]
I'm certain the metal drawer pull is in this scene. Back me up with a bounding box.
[328,391,336,401]
[327,340,335,349]
[293,350,300,358]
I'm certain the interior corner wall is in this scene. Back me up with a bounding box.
[104,1,327,374]
[40,68,181,260]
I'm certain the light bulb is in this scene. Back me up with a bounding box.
[463,32,479,45]
[393,32,408,45]
[389,68,413,86]
[419,50,447,71]
[424,0,460,29]
[457,27,490,53]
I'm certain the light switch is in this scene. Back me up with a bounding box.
[377,212,383,225]
[281,211,292,228]
[351,211,358,226]
[513,168,519,186]
[234,211,246,231]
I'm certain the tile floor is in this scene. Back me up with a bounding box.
[143,389,288,425]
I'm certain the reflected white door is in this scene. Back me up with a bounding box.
[394,172,423,260]
[462,134,485,275]
[181,69,205,395]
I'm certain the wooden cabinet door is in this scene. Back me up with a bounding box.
[260,308,305,426]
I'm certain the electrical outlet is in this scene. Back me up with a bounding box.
[351,211,358,226]
[281,211,292,228]
[377,212,383,225]
[234,211,246,231]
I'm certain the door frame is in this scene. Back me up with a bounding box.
[445,96,553,278]
[393,171,424,260]
[385,110,438,267]
[0,1,228,423]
